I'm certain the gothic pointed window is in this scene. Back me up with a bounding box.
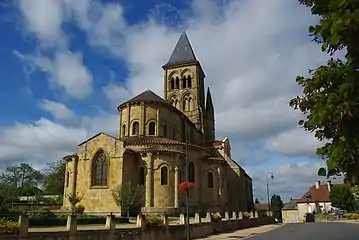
[182,76,187,88]
[132,121,139,136]
[149,122,156,135]
[161,166,168,185]
[175,77,180,89]
[187,76,192,88]
[208,172,214,188]
[188,162,195,183]
[170,77,175,89]
[92,150,108,186]
[139,167,145,185]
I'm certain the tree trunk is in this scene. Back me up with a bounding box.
[127,209,130,218]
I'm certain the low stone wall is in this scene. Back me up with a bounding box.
[1,211,274,240]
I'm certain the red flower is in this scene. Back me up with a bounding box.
[179,181,194,191]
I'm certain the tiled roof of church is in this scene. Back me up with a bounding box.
[129,145,185,154]
[124,136,183,146]
[122,90,168,106]
[163,31,198,67]
[124,136,207,152]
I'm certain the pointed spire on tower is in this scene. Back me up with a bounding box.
[163,31,198,68]
[205,87,214,113]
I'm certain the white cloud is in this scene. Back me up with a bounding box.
[18,0,66,47]
[0,113,118,168]
[249,162,332,202]
[264,127,325,157]
[103,83,131,107]
[38,99,74,120]
[14,50,93,99]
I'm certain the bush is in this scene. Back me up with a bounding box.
[243,212,251,219]
[75,205,85,215]
[144,214,164,227]
[344,213,359,220]
[211,212,222,222]
[0,219,18,233]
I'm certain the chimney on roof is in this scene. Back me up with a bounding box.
[327,180,332,192]
[315,181,320,189]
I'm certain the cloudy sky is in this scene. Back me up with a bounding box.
[0,0,340,202]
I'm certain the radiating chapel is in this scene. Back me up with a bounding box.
[63,32,254,215]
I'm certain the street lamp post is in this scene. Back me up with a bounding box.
[266,173,274,210]
[185,124,190,240]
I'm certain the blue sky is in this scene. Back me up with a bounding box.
[0,0,338,202]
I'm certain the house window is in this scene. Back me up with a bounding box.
[139,167,145,185]
[149,122,156,135]
[188,162,195,183]
[132,121,139,136]
[92,150,108,186]
[208,172,214,188]
[161,166,168,185]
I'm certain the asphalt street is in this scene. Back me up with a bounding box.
[248,222,359,240]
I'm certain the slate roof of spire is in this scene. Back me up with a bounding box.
[164,31,198,67]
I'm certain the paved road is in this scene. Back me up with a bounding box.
[248,223,359,240]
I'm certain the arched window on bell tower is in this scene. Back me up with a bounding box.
[187,75,192,88]
[182,76,187,88]
[175,77,180,89]
[170,77,175,90]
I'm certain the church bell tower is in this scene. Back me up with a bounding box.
[162,32,206,131]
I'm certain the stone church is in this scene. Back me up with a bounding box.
[63,32,254,215]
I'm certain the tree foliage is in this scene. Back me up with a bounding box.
[270,194,284,220]
[254,198,260,204]
[0,163,43,196]
[290,0,359,183]
[42,159,66,195]
[112,182,143,217]
[330,185,357,211]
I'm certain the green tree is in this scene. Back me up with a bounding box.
[42,159,66,195]
[0,182,19,212]
[112,182,143,217]
[330,185,357,211]
[270,194,284,220]
[0,163,43,196]
[254,198,260,204]
[290,0,359,183]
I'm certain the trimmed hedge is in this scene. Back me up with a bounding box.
[0,214,129,227]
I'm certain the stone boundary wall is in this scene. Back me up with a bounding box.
[1,211,275,240]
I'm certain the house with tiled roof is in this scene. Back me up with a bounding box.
[296,180,345,222]
[62,32,254,215]
[282,198,300,223]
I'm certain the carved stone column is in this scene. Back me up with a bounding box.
[174,166,180,208]
[145,153,154,207]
